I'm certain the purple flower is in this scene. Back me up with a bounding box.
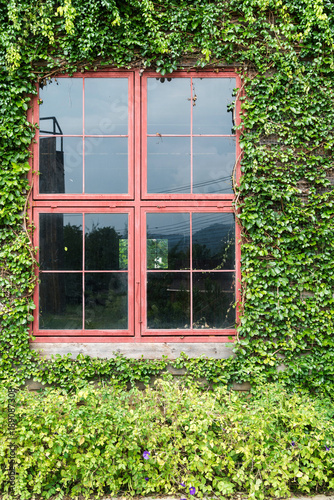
[291,441,295,446]
[189,486,196,495]
[180,498,187,500]
[326,446,331,451]
[180,482,185,487]
[143,451,150,460]
[145,477,149,481]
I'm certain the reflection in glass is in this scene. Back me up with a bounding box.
[85,137,128,193]
[193,272,235,329]
[193,137,235,194]
[39,273,82,329]
[192,78,235,135]
[85,214,128,270]
[39,213,82,270]
[147,137,190,193]
[147,272,190,329]
[192,213,235,270]
[39,78,83,135]
[85,273,127,329]
[85,78,128,135]
[147,213,190,270]
[147,78,190,134]
[39,137,83,194]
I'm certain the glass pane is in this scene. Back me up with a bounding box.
[85,78,128,135]
[193,137,235,194]
[39,137,83,194]
[193,272,235,329]
[192,78,235,135]
[39,273,82,329]
[85,137,128,193]
[85,214,128,270]
[147,137,190,193]
[193,213,235,270]
[39,214,82,270]
[147,213,190,270]
[85,273,128,329]
[39,78,83,135]
[147,272,190,329]
[147,77,190,134]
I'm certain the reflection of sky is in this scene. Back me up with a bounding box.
[39,79,83,135]
[85,213,128,237]
[147,137,235,194]
[147,78,191,134]
[84,78,128,135]
[192,78,235,135]
[147,77,235,136]
[63,214,82,228]
[147,212,234,236]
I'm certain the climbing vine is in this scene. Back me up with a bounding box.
[0,0,333,394]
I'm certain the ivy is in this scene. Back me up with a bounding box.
[0,0,333,394]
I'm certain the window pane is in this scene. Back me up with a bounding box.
[85,273,128,329]
[39,214,82,270]
[39,78,83,135]
[192,213,235,270]
[85,214,128,270]
[192,78,235,135]
[193,272,235,329]
[39,273,82,329]
[39,137,83,194]
[147,272,190,329]
[193,137,235,194]
[85,137,128,193]
[85,78,128,135]
[147,213,190,270]
[147,137,190,193]
[147,78,190,134]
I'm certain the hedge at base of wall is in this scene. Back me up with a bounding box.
[1,382,334,499]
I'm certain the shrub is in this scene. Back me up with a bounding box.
[0,382,333,499]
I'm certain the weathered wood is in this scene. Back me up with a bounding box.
[30,342,235,360]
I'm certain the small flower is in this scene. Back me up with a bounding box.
[143,451,150,460]
[180,498,187,500]
[180,482,185,487]
[145,477,149,481]
[189,486,196,495]
[326,446,331,451]
[291,441,296,446]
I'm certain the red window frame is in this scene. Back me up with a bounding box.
[30,69,241,344]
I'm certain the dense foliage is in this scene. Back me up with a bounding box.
[0,382,333,499]
[0,0,333,393]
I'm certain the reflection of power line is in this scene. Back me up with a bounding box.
[151,174,232,194]
[147,215,234,234]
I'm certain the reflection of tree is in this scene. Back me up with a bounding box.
[147,239,168,269]
[85,224,125,270]
[63,224,82,269]
[85,273,127,329]
[147,273,189,329]
[193,274,235,329]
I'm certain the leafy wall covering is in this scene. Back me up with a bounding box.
[0,0,333,393]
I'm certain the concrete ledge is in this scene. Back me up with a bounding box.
[30,342,235,360]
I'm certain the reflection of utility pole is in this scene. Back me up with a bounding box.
[39,116,64,193]
[39,117,66,318]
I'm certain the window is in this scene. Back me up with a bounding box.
[32,70,241,342]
